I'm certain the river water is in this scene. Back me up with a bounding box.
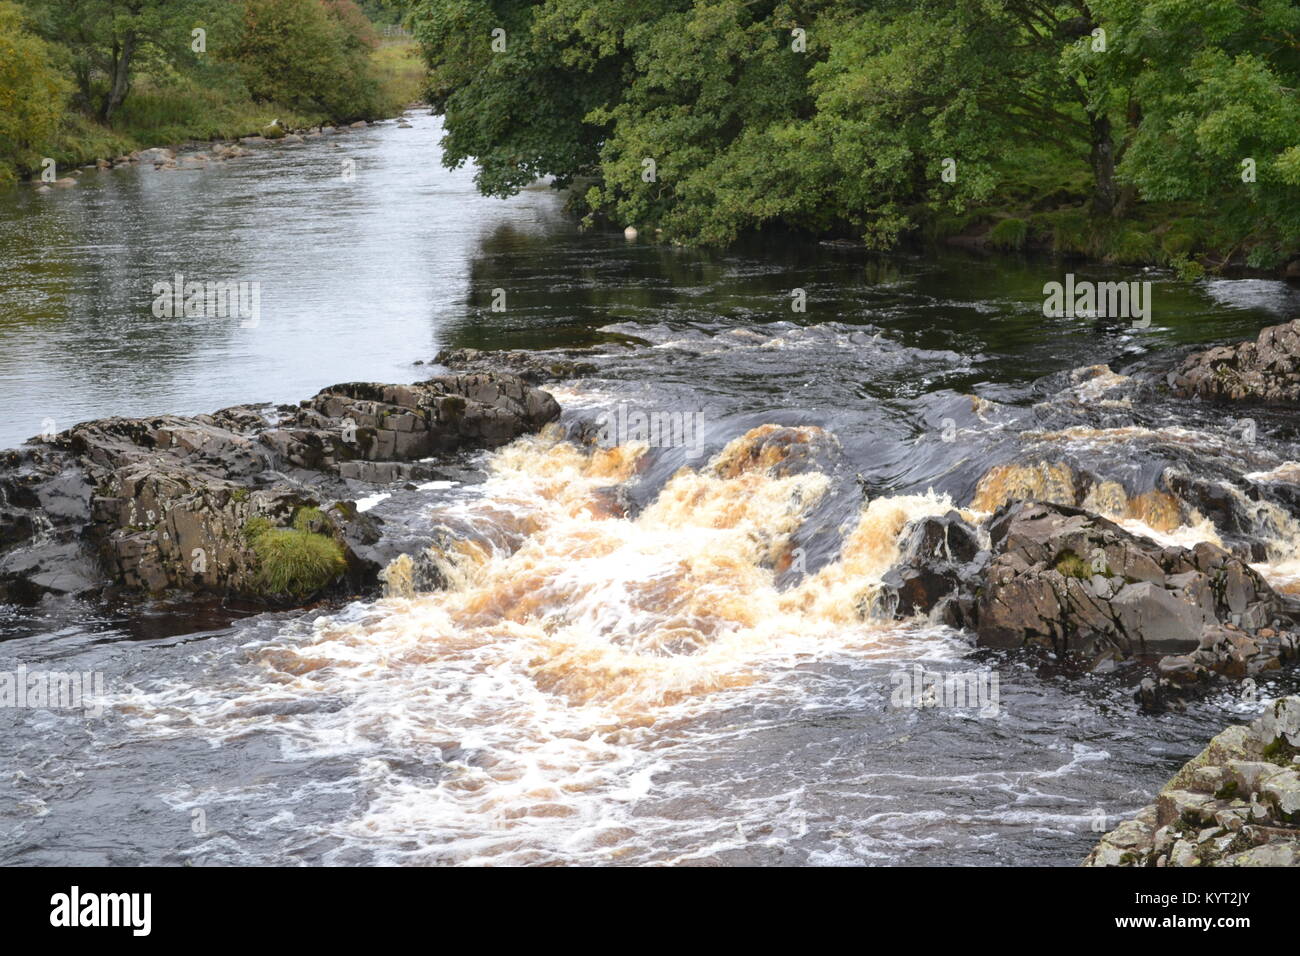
[1,111,1299,866]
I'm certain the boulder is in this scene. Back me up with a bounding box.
[134,147,175,163]
[1169,318,1300,404]
[878,499,1298,684]
[878,511,986,625]
[973,502,1291,668]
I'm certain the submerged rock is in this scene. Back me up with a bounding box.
[0,374,559,605]
[1169,318,1300,404]
[1085,696,1300,866]
[433,347,599,385]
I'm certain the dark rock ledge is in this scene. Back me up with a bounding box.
[0,374,559,605]
[428,347,601,385]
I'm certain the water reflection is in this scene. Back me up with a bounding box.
[0,112,568,446]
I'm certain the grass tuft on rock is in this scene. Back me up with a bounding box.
[243,512,345,597]
[1053,550,1092,580]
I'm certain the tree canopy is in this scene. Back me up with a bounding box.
[412,0,1300,261]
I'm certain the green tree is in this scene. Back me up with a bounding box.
[233,0,383,119]
[23,0,220,122]
[412,0,632,195]
[413,0,1299,258]
[1095,0,1300,251]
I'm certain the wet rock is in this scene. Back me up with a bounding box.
[1086,697,1300,866]
[879,511,986,623]
[134,147,175,163]
[709,424,841,479]
[878,497,1298,688]
[973,501,1292,670]
[0,374,559,605]
[433,347,599,385]
[1169,318,1300,404]
[0,539,102,603]
[379,546,450,597]
[212,143,250,160]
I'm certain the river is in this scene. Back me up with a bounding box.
[1,110,1298,865]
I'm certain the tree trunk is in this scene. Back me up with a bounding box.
[1088,111,1119,217]
[101,31,136,124]
[1112,99,1142,217]
[72,62,93,113]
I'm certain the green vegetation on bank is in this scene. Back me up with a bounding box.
[0,0,422,188]
[411,0,1300,272]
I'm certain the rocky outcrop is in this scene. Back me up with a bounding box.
[881,501,1299,689]
[977,502,1294,666]
[1169,318,1300,404]
[1085,696,1300,866]
[0,374,559,605]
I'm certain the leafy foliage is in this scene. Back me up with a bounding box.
[0,1,69,185]
[413,0,1300,261]
[232,0,384,119]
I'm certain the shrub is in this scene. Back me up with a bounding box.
[1246,243,1284,270]
[1053,550,1092,580]
[1107,227,1161,265]
[1168,255,1206,282]
[1160,231,1196,258]
[0,2,70,184]
[232,0,382,121]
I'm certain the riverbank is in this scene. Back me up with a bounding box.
[923,200,1300,282]
[578,192,1300,283]
[5,39,425,189]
